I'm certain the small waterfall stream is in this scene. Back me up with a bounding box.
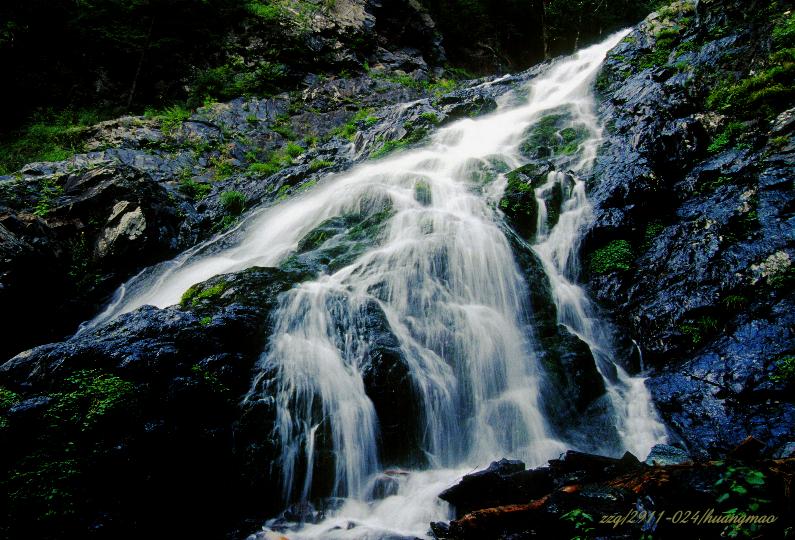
[84,30,665,539]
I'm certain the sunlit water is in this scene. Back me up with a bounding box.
[84,30,665,539]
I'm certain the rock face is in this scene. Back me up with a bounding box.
[583,0,795,457]
[0,163,182,360]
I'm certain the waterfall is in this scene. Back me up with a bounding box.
[84,30,666,539]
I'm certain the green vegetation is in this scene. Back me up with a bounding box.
[330,108,378,142]
[770,355,795,383]
[370,122,429,159]
[642,220,665,249]
[219,190,246,215]
[248,144,296,176]
[0,109,100,175]
[178,177,213,201]
[680,315,719,345]
[191,364,229,394]
[48,370,135,430]
[0,386,21,429]
[199,315,213,326]
[285,142,304,158]
[638,27,680,70]
[309,159,334,172]
[499,165,541,240]
[705,11,795,120]
[33,176,65,217]
[589,239,634,274]
[707,121,745,153]
[721,294,748,310]
[560,508,595,540]
[180,281,229,308]
[146,104,191,134]
[414,179,432,206]
[713,463,770,538]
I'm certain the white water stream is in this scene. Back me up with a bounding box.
[85,31,665,539]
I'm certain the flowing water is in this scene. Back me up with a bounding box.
[85,30,666,539]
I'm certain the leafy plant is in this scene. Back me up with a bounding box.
[48,370,135,430]
[714,464,770,538]
[589,239,634,274]
[770,355,795,383]
[707,121,745,153]
[220,190,246,215]
[33,176,65,217]
[561,508,595,540]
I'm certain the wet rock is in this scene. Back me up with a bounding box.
[644,444,692,466]
[0,162,182,360]
[584,0,795,456]
[439,459,553,518]
[436,447,795,540]
[0,266,301,540]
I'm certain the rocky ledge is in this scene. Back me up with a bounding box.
[430,439,794,539]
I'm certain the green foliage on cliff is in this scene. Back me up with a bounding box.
[589,239,634,274]
[705,10,795,119]
[0,109,99,175]
[220,190,247,215]
[48,370,136,430]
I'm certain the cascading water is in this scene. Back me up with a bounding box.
[84,30,666,539]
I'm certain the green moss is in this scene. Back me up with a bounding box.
[199,315,212,326]
[770,355,795,383]
[499,164,541,241]
[180,281,229,308]
[589,239,634,274]
[414,179,432,206]
[643,220,665,248]
[48,369,135,430]
[219,190,246,215]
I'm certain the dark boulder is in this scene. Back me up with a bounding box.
[0,162,182,360]
[0,266,300,540]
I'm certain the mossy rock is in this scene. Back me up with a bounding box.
[499,163,552,241]
[180,266,305,315]
[281,200,395,276]
[414,179,432,206]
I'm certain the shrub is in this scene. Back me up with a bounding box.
[220,190,246,215]
[178,177,212,201]
[159,105,191,134]
[707,121,745,153]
